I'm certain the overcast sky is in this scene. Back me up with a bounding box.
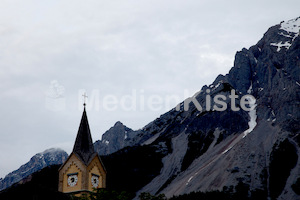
[0,0,299,178]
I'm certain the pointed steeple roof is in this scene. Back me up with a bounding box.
[72,106,97,165]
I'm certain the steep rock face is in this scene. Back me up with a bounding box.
[0,148,68,191]
[94,121,137,155]
[133,17,300,199]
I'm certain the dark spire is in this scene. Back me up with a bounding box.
[72,107,97,165]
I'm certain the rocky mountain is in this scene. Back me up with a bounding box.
[102,17,300,200]
[0,148,68,191]
[94,121,137,155]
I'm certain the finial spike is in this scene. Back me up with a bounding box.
[82,93,88,107]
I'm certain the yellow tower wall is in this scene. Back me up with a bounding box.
[58,153,106,194]
[62,162,82,193]
[87,156,107,191]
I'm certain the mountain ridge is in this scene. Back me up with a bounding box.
[126,16,300,199]
[0,148,68,191]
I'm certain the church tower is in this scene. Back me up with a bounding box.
[58,105,106,195]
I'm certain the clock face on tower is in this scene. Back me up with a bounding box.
[67,174,78,187]
[91,174,99,188]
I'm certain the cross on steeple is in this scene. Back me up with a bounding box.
[82,93,88,107]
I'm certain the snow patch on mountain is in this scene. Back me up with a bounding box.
[280,17,300,33]
[270,41,292,52]
[221,97,257,155]
[243,95,257,138]
[270,17,300,52]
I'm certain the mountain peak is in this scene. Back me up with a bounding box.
[114,121,124,127]
[0,149,68,191]
[94,122,136,155]
[280,16,300,33]
[268,17,300,52]
[41,148,65,154]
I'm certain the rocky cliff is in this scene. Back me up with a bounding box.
[94,121,137,155]
[132,17,300,200]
